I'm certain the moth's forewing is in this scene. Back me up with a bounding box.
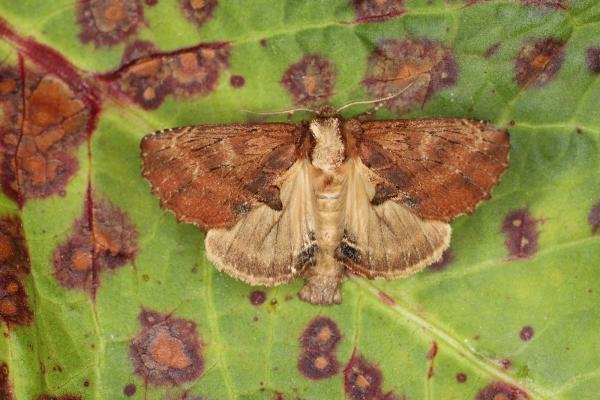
[354,118,510,222]
[140,124,303,230]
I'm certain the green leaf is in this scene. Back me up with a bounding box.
[1,0,600,399]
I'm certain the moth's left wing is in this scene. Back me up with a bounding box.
[141,123,305,230]
[335,159,450,279]
[205,160,318,286]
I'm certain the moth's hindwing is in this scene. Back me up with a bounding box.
[205,160,319,286]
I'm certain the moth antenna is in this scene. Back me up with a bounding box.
[335,80,418,113]
[240,107,319,116]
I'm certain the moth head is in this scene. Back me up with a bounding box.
[310,117,344,172]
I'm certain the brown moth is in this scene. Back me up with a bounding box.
[140,108,509,305]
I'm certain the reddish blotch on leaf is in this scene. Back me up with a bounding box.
[514,38,565,87]
[0,363,13,400]
[298,350,339,380]
[476,381,529,400]
[249,290,266,305]
[180,0,218,28]
[300,316,341,352]
[520,0,567,10]
[501,209,539,259]
[281,54,335,106]
[427,248,453,272]
[0,217,32,327]
[586,47,600,74]
[53,195,138,295]
[0,66,92,203]
[362,38,458,113]
[352,0,405,23]
[298,316,342,379]
[588,201,600,234]
[344,352,400,400]
[77,0,144,47]
[100,42,230,109]
[129,309,204,385]
[519,325,534,341]
[37,395,82,400]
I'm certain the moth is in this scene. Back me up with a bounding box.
[140,107,509,305]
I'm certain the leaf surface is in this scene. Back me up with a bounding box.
[0,1,599,399]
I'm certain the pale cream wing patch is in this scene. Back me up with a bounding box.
[205,160,318,286]
[335,159,451,279]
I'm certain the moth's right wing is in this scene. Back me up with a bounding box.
[205,160,319,286]
[355,118,510,222]
[141,123,306,231]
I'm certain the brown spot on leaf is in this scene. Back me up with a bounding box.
[77,0,144,47]
[53,194,138,295]
[168,391,203,400]
[426,341,438,379]
[0,217,32,327]
[362,38,457,113]
[587,48,600,74]
[298,350,339,380]
[121,40,159,65]
[520,0,566,10]
[180,0,218,29]
[249,290,266,305]
[456,372,467,383]
[589,201,600,234]
[483,43,501,59]
[230,75,245,88]
[519,326,534,341]
[145,0,158,5]
[281,54,335,106]
[130,309,203,385]
[514,38,565,87]
[37,395,82,400]
[0,363,13,400]
[353,0,405,23]
[0,217,30,275]
[463,0,489,6]
[123,384,136,396]
[428,248,453,272]
[0,273,32,325]
[101,42,230,109]
[300,316,341,352]
[377,291,396,306]
[0,64,95,203]
[344,353,383,400]
[476,381,529,400]
[501,209,539,259]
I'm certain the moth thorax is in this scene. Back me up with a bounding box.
[310,117,344,172]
